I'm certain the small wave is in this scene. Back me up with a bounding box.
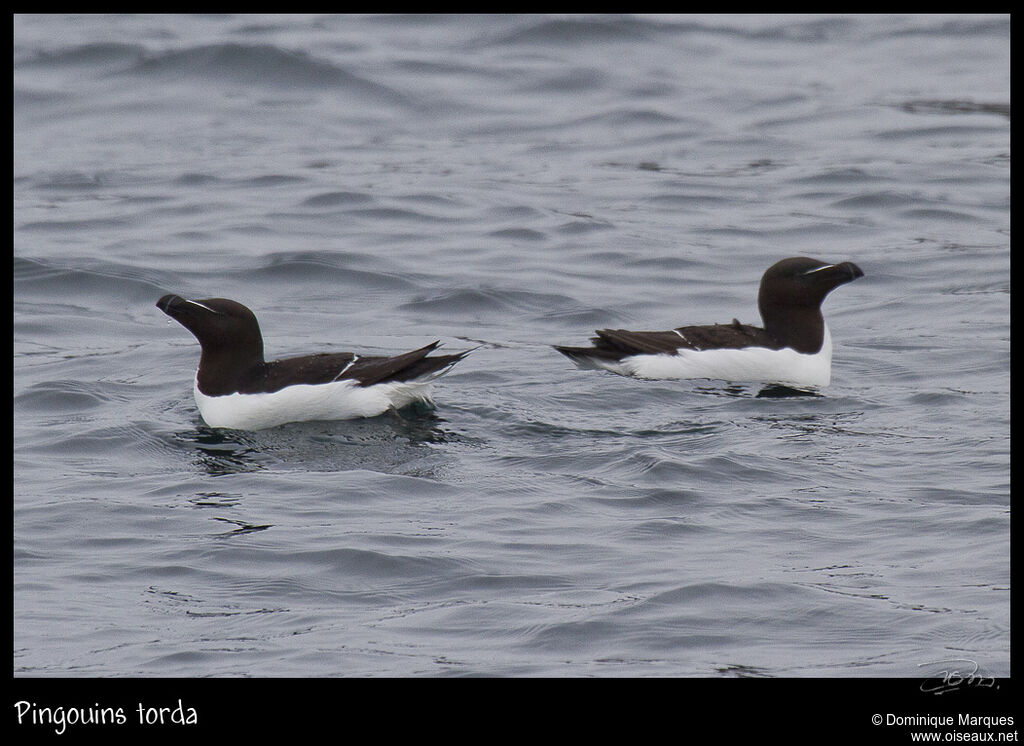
[125,42,408,102]
[344,206,459,223]
[401,288,511,315]
[554,219,614,235]
[13,88,72,108]
[16,379,111,413]
[281,543,467,578]
[14,256,167,301]
[300,191,375,208]
[897,99,1010,120]
[401,286,575,317]
[481,16,654,46]
[900,207,981,223]
[518,66,608,94]
[533,306,621,328]
[873,124,1004,141]
[743,16,858,43]
[887,16,1009,39]
[19,216,132,232]
[549,107,684,131]
[830,191,924,210]
[648,193,735,210]
[239,252,416,291]
[791,167,881,186]
[17,41,146,69]
[489,227,547,242]
[236,174,307,188]
[173,172,222,186]
[28,170,113,190]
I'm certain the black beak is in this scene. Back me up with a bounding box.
[156,294,185,315]
[840,262,864,281]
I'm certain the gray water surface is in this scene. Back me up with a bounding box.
[14,14,1009,679]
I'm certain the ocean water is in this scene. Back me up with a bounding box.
[14,14,1009,680]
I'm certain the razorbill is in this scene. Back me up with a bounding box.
[554,256,863,388]
[157,294,470,430]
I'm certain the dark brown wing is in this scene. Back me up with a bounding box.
[666,321,780,351]
[256,351,357,393]
[555,320,781,363]
[256,342,467,393]
[341,342,469,387]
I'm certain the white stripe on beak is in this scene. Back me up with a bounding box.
[802,264,836,275]
[185,299,221,314]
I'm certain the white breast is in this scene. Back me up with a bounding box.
[592,325,833,388]
[193,376,436,430]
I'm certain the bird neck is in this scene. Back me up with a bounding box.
[761,305,825,354]
[196,345,265,396]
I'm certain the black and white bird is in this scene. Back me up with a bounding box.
[554,257,863,389]
[157,295,470,430]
